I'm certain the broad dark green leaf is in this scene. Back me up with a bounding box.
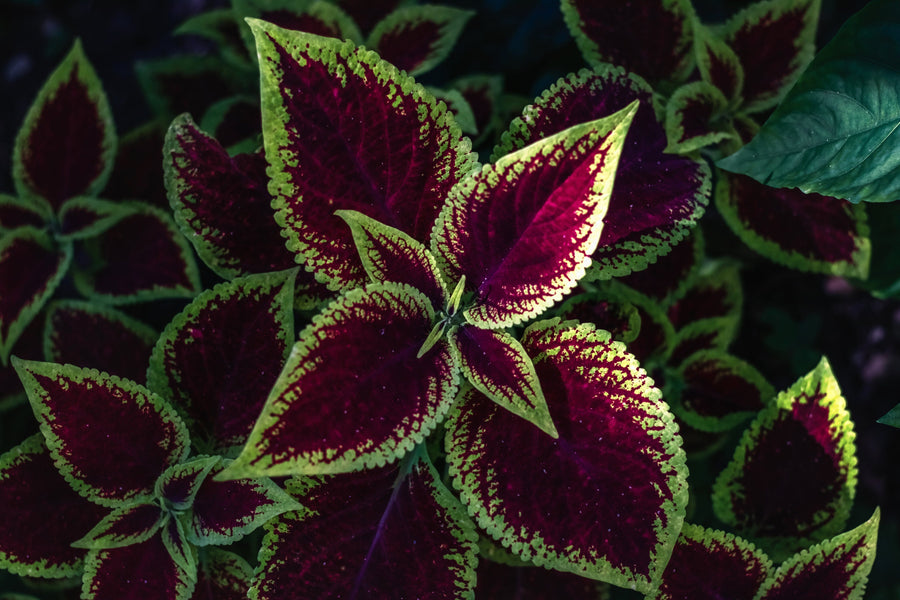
[717,0,900,203]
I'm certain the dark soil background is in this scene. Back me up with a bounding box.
[1,0,897,598]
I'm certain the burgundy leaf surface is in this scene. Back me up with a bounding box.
[252,453,477,600]
[435,106,636,328]
[716,173,870,278]
[0,435,107,577]
[13,360,190,506]
[73,502,164,549]
[756,508,879,600]
[83,533,194,600]
[147,271,294,451]
[103,120,169,208]
[446,320,687,593]
[191,549,253,600]
[156,456,219,510]
[187,459,299,546]
[723,0,820,113]
[494,66,710,279]
[0,228,71,363]
[44,300,157,383]
[226,283,459,476]
[475,560,608,599]
[0,196,46,230]
[251,20,475,290]
[337,210,447,309]
[13,40,115,212]
[560,0,695,88]
[618,228,702,303]
[650,524,770,600]
[164,114,297,279]
[74,203,200,302]
[368,6,474,76]
[712,358,857,556]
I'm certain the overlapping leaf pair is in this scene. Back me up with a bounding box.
[564,0,870,281]
[0,40,200,401]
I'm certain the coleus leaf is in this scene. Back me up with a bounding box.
[452,74,504,145]
[44,300,157,384]
[0,434,107,578]
[56,197,133,241]
[164,114,296,279]
[493,65,711,280]
[12,40,116,213]
[712,357,857,558]
[224,282,459,477]
[434,104,637,329]
[82,533,195,600]
[594,281,677,365]
[251,449,478,600]
[193,549,253,600]
[475,559,610,599]
[366,5,474,76]
[671,349,774,433]
[715,173,871,278]
[448,327,557,438]
[667,260,743,330]
[717,0,900,204]
[721,0,821,114]
[103,120,169,208]
[136,54,246,120]
[618,227,703,304]
[446,319,688,593]
[664,81,735,154]
[233,0,364,53]
[0,227,71,364]
[0,316,42,410]
[0,195,45,231]
[163,516,197,587]
[72,203,202,303]
[251,19,476,290]
[335,0,404,34]
[667,317,738,367]
[199,96,262,154]
[754,508,879,600]
[336,209,447,309]
[72,502,165,550]
[648,524,771,600]
[693,22,744,104]
[427,87,479,136]
[156,456,220,511]
[186,458,300,546]
[557,291,641,344]
[12,359,191,507]
[560,0,695,89]
[147,270,295,452]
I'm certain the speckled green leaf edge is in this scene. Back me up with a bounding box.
[12,358,191,508]
[0,227,72,365]
[12,39,116,212]
[712,357,858,555]
[366,5,475,76]
[753,508,879,600]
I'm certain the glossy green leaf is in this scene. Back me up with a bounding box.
[717,0,900,203]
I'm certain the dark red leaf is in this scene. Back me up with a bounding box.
[83,533,194,600]
[13,40,115,211]
[44,300,157,383]
[14,360,190,506]
[253,453,477,599]
[251,21,475,289]
[73,203,200,302]
[0,435,107,577]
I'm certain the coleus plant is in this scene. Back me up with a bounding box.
[0,0,892,598]
[0,39,201,412]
